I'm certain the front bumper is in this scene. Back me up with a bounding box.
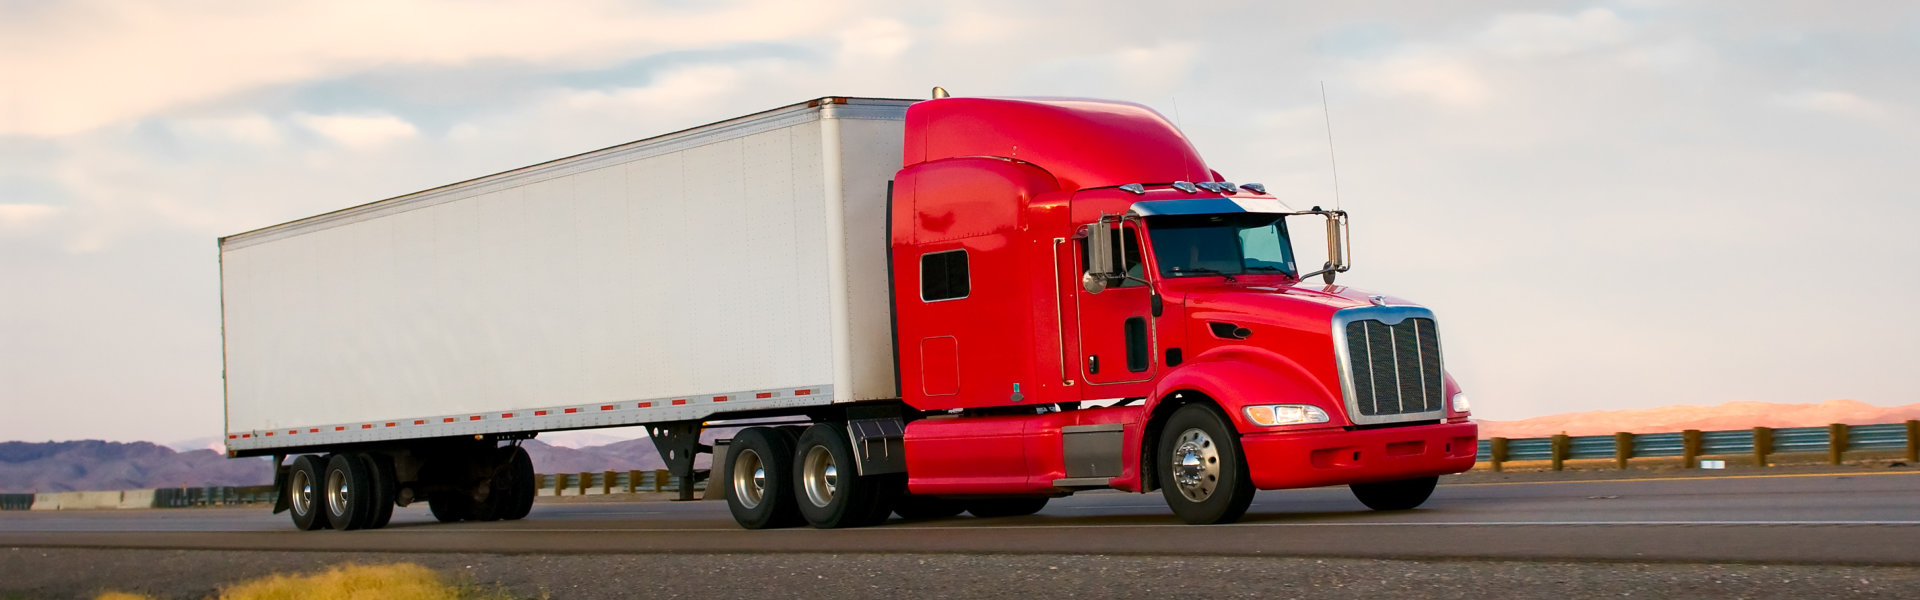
[1241,421,1478,490]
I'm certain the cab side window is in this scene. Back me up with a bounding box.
[921,249,969,301]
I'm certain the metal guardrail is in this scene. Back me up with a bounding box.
[0,493,33,511]
[533,469,707,496]
[1475,420,1920,471]
[152,485,277,507]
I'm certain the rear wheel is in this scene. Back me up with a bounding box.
[323,454,374,530]
[792,423,892,528]
[1156,403,1255,525]
[358,453,397,529]
[428,491,470,523]
[965,497,1049,518]
[725,427,804,529]
[1349,476,1438,511]
[287,455,329,531]
[493,446,537,521]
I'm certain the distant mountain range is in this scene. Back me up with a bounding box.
[1475,399,1920,439]
[10,400,1915,492]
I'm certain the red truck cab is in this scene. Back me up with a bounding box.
[887,97,1477,523]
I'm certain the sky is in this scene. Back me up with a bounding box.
[3,1,1917,443]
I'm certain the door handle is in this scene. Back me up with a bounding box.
[1087,355,1100,374]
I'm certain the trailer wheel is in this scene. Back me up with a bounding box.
[358,453,397,529]
[1349,476,1438,511]
[725,427,803,529]
[792,423,888,528]
[428,491,470,523]
[965,497,1049,518]
[1156,403,1255,525]
[893,493,965,520]
[287,455,329,531]
[323,454,375,530]
[495,446,537,521]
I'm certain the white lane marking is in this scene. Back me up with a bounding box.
[7,521,1920,535]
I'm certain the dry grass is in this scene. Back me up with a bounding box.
[94,563,523,600]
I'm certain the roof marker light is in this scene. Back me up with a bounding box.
[1220,182,1237,194]
[1240,183,1267,194]
[1119,183,1146,195]
[1172,181,1199,193]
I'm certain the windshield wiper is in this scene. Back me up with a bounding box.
[1170,267,1236,282]
[1244,266,1292,275]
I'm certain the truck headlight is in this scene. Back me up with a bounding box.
[1451,393,1471,414]
[1243,404,1331,427]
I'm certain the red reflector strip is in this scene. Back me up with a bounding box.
[795,389,812,395]
[502,413,514,418]
[228,435,237,439]
[414,420,425,425]
[535,410,549,416]
[241,434,250,438]
[672,399,687,406]
[713,395,727,402]
[443,417,456,423]
[638,402,653,408]
[600,405,614,411]
[755,392,773,399]
[264,432,273,436]
[310,428,319,433]
[362,424,373,429]
[385,422,396,428]
[565,408,578,414]
[336,426,346,431]
[469,416,482,421]
[288,430,297,435]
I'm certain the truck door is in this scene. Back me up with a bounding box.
[1074,221,1158,390]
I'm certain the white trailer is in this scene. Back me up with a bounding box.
[221,98,912,456]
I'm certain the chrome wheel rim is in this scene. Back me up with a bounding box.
[801,445,837,508]
[733,448,766,509]
[325,466,350,517]
[290,468,314,516]
[1170,428,1221,503]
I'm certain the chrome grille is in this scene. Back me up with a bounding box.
[1333,307,1445,425]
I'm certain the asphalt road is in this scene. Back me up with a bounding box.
[4,471,1918,565]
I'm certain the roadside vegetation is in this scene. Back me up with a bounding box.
[93,563,530,600]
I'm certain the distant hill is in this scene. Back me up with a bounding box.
[1476,399,1920,439]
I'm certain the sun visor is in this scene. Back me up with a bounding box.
[1129,197,1293,216]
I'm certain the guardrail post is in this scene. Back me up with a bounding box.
[1682,429,1702,468]
[1829,423,1848,465]
[1613,432,1633,469]
[603,470,616,494]
[627,470,641,494]
[654,469,669,492]
[1550,434,1569,471]
[577,472,591,495]
[1753,427,1773,467]
[1489,438,1508,472]
[1906,421,1918,463]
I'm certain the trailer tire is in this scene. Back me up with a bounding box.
[792,423,886,529]
[965,497,1049,518]
[1349,476,1437,511]
[725,427,803,529]
[495,446,537,521]
[893,493,965,520]
[288,455,329,531]
[428,492,470,523]
[323,454,375,530]
[357,453,397,529]
[1156,403,1255,525]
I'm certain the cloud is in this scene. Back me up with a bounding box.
[837,18,913,62]
[0,204,60,232]
[294,113,419,148]
[1477,8,1633,58]
[1773,90,1887,120]
[1356,53,1490,107]
[167,114,282,146]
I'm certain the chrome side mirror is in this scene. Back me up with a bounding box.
[1296,209,1351,285]
[1083,216,1116,293]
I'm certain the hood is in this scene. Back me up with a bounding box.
[1180,281,1418,329]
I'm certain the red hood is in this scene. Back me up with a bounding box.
[1178,280,1419,330]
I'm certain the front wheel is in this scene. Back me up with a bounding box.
[1156,404,1255,525]
[1349,476,1438,511]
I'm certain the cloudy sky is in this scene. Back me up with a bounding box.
[3,1,1916,443]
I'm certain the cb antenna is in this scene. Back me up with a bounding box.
[1320,81,1342,211]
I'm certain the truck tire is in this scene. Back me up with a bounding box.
[792,423,887,528]
[965,497,1049,518]
[495,446,537,521]
[323,453,375,530]
[358,453,397,529]
[287,455,329,531]
[428,491,470,523]
[725,427,803,529]
[893,493,966,520]
[1156,403,1255,525]
[1349,476,1438,511]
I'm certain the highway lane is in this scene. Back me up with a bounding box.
[5,471,1918,565]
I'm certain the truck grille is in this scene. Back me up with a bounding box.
[1342,317,1444,418]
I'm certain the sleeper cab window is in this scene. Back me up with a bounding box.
[921,249,970,301]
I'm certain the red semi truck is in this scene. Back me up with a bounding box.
[219,94,1476,531]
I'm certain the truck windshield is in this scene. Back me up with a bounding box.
[1146,214,1296,279]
